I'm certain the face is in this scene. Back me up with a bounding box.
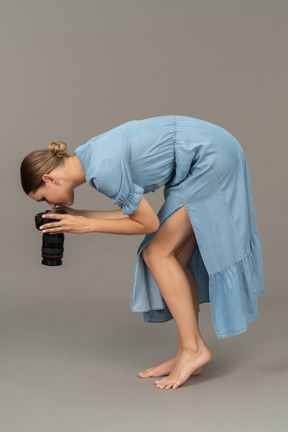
[29,179,74,208]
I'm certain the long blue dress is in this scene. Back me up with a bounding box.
[74,115,265,339]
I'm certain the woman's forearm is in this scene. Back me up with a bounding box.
[78,209,129,219]
[43,198,160,235]
[88,215,159,235]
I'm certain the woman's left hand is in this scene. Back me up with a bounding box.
[39,213,92,234]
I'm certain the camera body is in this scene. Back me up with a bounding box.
[35,210,67,266]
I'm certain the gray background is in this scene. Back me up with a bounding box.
[1,0,287,431]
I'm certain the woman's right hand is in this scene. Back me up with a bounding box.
[50,205,82,216]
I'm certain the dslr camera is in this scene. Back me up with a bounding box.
[35,210,67,266]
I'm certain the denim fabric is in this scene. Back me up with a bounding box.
[75,115,265,339]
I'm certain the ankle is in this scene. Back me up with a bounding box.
[181,336,205,354]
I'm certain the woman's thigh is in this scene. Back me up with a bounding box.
[141,205,194,260]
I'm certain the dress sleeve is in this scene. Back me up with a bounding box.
[91,157,144,215]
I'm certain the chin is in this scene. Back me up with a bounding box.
[67,190,75,206]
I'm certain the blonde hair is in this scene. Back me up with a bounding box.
[20,141,69,194]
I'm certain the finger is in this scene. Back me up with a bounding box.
[42,226,65,233]
[42,213,66,219]
[40,222,61,230]
[51,206,67,212]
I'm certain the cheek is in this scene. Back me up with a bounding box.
[62,189,70,199]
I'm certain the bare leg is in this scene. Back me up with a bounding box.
[139,206,211,389]
[139,234,202,378]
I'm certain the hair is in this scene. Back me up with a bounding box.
[20,141,69,195]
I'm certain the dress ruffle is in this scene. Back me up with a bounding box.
[209,232,265,338]
[130,231,265,339]
[114,183,144,215]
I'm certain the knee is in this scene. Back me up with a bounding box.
[141,245,155,267]
[141,244,166,268]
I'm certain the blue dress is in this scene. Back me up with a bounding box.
[74,115,265,339]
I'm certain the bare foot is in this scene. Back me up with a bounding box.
[155,344,211,390]
[138,355,202,379]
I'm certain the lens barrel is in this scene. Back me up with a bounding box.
[35,210,66,266]
[41,233,64,266]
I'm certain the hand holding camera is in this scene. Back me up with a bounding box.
[35,209,93,265]
[35,210,67,266]
[49,205,82,216]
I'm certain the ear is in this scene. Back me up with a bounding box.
[42,174,59,185]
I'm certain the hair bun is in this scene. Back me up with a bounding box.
[48,141,68,158]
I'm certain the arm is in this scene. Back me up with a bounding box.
[41,197,160,235]
[52,206,129,219]
[78,209,129,220]
[89,197,160,235]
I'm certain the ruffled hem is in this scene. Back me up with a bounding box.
[209,232,265,338]
[131,232,265,339]
[114,184,144,215]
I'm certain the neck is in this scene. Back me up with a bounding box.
[60,155,87,189]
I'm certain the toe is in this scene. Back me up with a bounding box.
[139,368,154,378]
[155,378,167,388]
[172,380,183,389]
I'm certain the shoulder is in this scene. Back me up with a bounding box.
[75,131,129,174]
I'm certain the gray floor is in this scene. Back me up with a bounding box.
[1,292,287,432]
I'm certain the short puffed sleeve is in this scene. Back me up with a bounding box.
[89,157,144,215]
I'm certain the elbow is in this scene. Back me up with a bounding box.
[147,217,160,233]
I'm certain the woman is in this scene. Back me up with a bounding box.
[20,115,265,390]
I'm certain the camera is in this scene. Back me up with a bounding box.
[35,210,67,266]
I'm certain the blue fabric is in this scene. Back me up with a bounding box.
[75,115,265,339]
[81,156,144,215]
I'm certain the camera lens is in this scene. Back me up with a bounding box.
[41,233,64,266]
[35,210,66,266]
